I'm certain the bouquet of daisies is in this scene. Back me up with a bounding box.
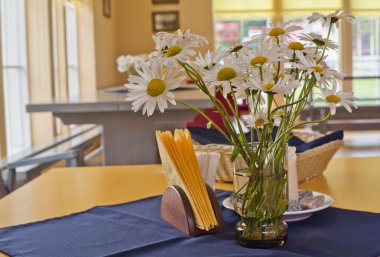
[117,53,148,76]
[126,11,356,243]
[125,10,356,168]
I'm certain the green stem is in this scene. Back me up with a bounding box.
[317,23,333,64]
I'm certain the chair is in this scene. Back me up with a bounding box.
[185,92,248,133]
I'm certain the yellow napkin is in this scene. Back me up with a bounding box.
[156,129,218,231]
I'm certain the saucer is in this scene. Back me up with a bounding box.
[222,191,334,222]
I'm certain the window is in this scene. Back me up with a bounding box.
[284,18,339,70]
[214,0,272,50]
[213,0,380,106]
[0,0,31,155]
[215,21,241,49]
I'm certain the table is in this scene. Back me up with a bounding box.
[301,105,380,132]
[26,87,211,165]
[0,157,379,256]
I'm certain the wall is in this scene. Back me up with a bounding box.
[93,0,214,89]
[78,0,97,94]
[93,0,123,89]
[26,0,55,145]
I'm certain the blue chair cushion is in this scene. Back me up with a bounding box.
[187,127,343,153]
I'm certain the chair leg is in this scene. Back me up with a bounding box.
[65,157,79,167]
[0,171,8,197]
[76,151,85,166]
[7,168,16,192]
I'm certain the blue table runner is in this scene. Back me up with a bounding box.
[0,190,379,257]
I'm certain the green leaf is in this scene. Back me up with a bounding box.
[206,121,212,129]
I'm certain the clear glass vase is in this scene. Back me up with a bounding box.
[233,145,288,248]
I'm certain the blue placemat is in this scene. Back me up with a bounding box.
[0,190,379,257]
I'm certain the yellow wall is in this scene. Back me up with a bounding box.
[94,0,214,89]
[26,0,55,145]
[93,0,123,89]
[78,0,97,94]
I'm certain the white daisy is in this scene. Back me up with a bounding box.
[294,51,343,82]
[312,81,357,115]
[125,62,185,116]
[152,31,173,53]
[203,57,244,97]
[116,55,135,73]
[307,10,354,28]
[151,32,198,66]
[249,73,300,95]
[233,81,266,108]
[299,33,338,51]
[243,40,281,68]
[191,50,225,72]
[174,29,209,46]
[282,41,313,60]
[262,22,303,42]
[243,110,269,128]
[227,40,255,56]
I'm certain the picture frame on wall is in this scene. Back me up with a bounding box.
[152,0,179,4]
[152,11,179,32]
[103,0,111,18]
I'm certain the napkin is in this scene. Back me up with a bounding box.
[156,129,218,231]
[196,152,220,190]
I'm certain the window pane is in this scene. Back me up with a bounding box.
[0,0,27,66]
[2,68,30,153]
[215,19,268,50]
[215,20,240,49]
[0,0,31,155]
[352,16,380,105]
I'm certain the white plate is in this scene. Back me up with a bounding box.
[222,191,334,222]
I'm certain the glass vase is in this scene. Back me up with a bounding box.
[233,145,288,248]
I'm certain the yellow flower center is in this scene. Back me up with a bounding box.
[326,94,341,104]
[312,39,325,47]
[264,83,275,91]
[175,29,186,34]
[217,67,237,81]
[272,72,285,79]
[269,27,285,36]
[288,42,305,51]
[255,118,265,127]
[147,79,166,97]
[331,17,339,23]
[166,46,182,57]
[311,66,324,73]
[250,56,268,66]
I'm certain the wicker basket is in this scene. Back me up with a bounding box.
[193,131,344,183]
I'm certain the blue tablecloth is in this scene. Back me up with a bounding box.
[0,190,380,257]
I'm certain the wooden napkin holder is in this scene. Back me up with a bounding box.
[161,184,224,236]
